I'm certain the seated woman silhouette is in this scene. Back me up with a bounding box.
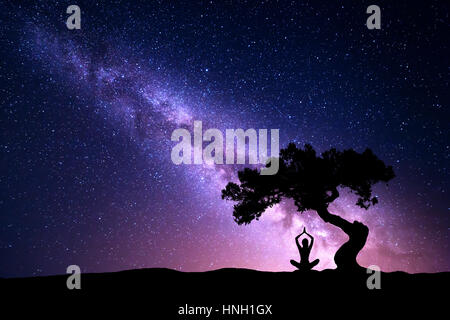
[290,227,320,271]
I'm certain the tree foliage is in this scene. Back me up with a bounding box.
[222,143,395,225]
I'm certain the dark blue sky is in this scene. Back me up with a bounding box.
[0,1,448,277]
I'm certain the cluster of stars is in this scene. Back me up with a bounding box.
[0,1,448,277]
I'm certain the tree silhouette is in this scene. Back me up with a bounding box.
[222,143,395,270]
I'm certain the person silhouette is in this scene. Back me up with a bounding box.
[290,227,320,271]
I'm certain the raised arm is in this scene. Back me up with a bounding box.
[305,232,314,249]
[295,227,306,249]
[308,236,314,249]
[295,233,302,249]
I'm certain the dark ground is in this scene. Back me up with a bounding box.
[1,268,448,318]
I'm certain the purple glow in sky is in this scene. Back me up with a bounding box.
[1,2,448,277]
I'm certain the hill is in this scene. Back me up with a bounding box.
[1,268,448,318]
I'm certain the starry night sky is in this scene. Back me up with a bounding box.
[0,1,449,277]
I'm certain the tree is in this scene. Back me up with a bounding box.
[221,143,395,270]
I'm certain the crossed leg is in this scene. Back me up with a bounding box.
[309,259,319,269]
[290,259,320,271]
[290,259,301,269]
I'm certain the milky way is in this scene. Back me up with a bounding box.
[0,1,448,276]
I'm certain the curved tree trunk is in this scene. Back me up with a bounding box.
[316,207,369,271]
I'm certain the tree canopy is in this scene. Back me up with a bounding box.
[222,143,395,225]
